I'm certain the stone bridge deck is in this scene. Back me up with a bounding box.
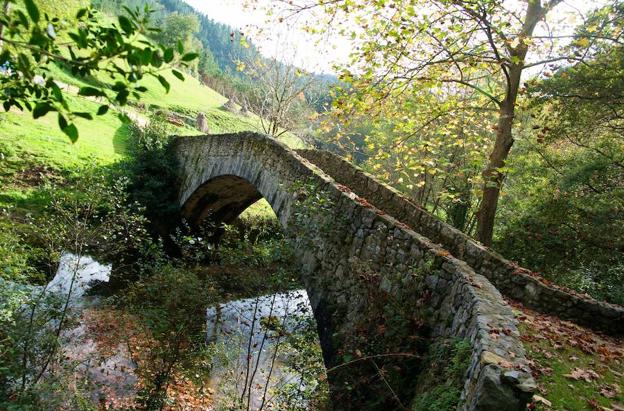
[172,132,623,410]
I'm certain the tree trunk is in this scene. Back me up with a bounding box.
[476,57,525,246]
[476,0,550,246]
[476,101,515,245]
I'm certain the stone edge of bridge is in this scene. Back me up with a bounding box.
[298,148,624,337]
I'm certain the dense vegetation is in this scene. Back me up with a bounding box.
[1,0,623,409]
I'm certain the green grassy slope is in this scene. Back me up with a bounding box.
[0,97,129,168]
[1,64,303,166]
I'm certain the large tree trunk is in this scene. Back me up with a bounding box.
[476,58,525,245]
[475,0,551,246]
[476,100,515,245]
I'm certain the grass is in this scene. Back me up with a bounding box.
[0,98,130,168]
[514,303,624,410]
[240,199,276,220]
[410,338,471,411]
[1,58,305,176]
[139,70,227,111]
[46,63,305,145]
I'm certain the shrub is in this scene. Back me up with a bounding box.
[411,338,471,411]
[124,265,213,409]
[120,115,181,236]
[0,168,158,408]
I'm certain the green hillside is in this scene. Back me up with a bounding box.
[0,65,302,168]
[0,97,129,167]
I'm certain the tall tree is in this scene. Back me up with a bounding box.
[153,11,199,49]
[495,10,624,302]
[267,0,620,245]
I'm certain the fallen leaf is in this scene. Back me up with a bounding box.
[533,394,552,407]
[564,367,600,383]
[587,399,601,410]
[599,383,621,399]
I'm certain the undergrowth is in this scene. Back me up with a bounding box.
[411,338,471,411]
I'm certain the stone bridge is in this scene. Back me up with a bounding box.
[172,132,624,410]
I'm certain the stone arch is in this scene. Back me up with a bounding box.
[181,175,263,227]
[175,134,306,230]
[173,132,535,410]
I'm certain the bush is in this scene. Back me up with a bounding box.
[0,167,158,408]
[0,222,45,284]
[124,264,213,409]
[496,149,624,305]
[411,338,471,411]
[120,115,181,235]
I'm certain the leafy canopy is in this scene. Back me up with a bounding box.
[0,0,198,141]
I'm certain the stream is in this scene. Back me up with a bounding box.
[43,253,322,409]
[206,290,319,409]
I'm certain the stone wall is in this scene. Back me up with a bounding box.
[298,149,624,336]
[173,133,534,410]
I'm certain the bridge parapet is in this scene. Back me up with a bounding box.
[173,133,534,410]
[298,149,624,337]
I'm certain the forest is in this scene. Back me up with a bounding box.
[0,0,622,410]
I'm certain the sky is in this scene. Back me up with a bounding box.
[182,0,609,75]
[182,0,351,73]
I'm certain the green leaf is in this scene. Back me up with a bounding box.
[157,75,170,93]
[181,52,199,62]
[58,113,68,130]
[122,6,137,20]
[24,0,40,23]
[97,105,109,116]
[73,112,93,120]
[33,103,53,119]
[29,27,48,48]
[15,10,29,29]
[78,86,105,97]
[50,83,63,102]
[171,69,184,81]
[115,89,130,105]
[151,49,163,68]
[164,48,174,64]
[141,47,153,65]
[177,40,184,54]
[118,15,133,34]
[62,123,79,143]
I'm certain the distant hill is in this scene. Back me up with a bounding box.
[94,0,260,75]
[156,0,259,74]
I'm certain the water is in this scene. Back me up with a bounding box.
[46,253,111,304]
[46,254,138,404]
[0,253,111,314]
[27,255,324,408]
[206,289,323,409]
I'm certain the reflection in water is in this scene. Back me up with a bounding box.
[37,254,139,404]
[206,289,326,409]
